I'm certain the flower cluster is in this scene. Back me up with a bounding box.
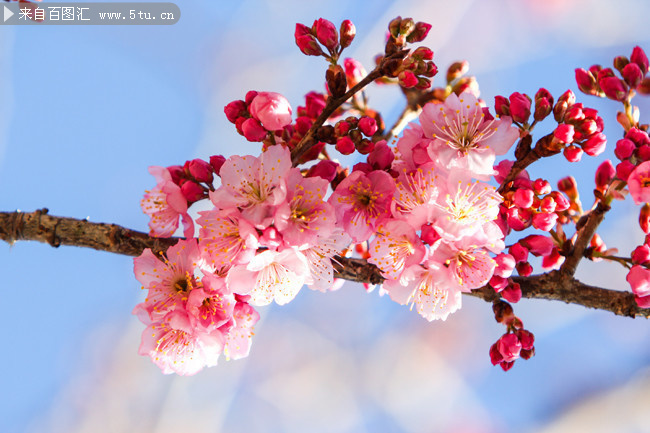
[133,16,650,375]
[133,239,259,375]
[489,300,535,371]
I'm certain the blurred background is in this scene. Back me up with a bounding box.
[2,0,650,432]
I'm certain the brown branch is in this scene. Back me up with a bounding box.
[560,201,610,276]
[2,210,648,318]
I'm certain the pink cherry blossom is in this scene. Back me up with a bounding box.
[274,168,335,248]
[432,175,502,241]
[433,239,497,291]
[134,239,202,321]
[420,92,519,179]
[186,283,235,333]
[627,161,650,205]
[626,265,650,298]
[138,310,223,376]
[393,123,433,171]
[197,208,259,272]
[141,166,194,238]
[302,228,351,292]
[383,260,463,321]
[210,144,291,228]
[328,170,396,242]
[368,220,425,280]
[249,92,293,131]
[392,163,440,229]
[226,248,310,306]
[223,301,261,360]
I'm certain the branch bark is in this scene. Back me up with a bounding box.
[2,210,648,318]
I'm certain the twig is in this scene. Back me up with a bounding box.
[2,210,648,318]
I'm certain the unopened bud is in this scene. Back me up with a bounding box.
[640,203,650,234]
[188,159,213,183]
[595,159,615,192]
[326,65,347,98]
[613,55,630,73]
[554,90,576,122]
[622,63,643,88]
[307,159,339,182]
[534,96,553,121]
[446,60,469,83]
[494,95,510,117]
[358,116,378,137]
[241,118,267,142]
[558,176,579,201]
[181,181,204,202]
[599,76,628,102]
[314,18,338,51]
[406,21,432,43]
[398,70,418,88]
[339,20,356,48]
[335,136,355,155]
[631,46,649,75]
[224,100,247,123]
[388,16,402,39]
[356,138,375,155]
[399,17,415,38]
[492,300,514,323]
[575,68,600,96]
[295,23,323,56]
[209,155,226,176]
[582,132,607,157]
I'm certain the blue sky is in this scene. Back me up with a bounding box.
[2,1,650,432]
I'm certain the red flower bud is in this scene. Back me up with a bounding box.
[581,132,607,156]
[616,160,636,181]
[407,21,432,43]
[595,160,615,192]
[241,118,267,142]
[622,63,643,88]
[554,124,575,143]
[420,224,441,246]
[398,70,418,88]
[209,155,226,176]
[575,68,600,96]
[516,329,535,350]
[306,159,339,182]
[335,136,355,155]
[181,181,204,202]
[188,158,213,183]
[339,20,356,49]
[615,138,635,160]
[358,116,378,137]
[509,92,532,124]
[502,282,522,303]
[631,46,649,75]
[494,95,510,117]
[224,100,247,123]
[563,145,583,162]
[314,18,338,51]
[295,30,323,57]
[599,76,628,101]
[640,203,650,234]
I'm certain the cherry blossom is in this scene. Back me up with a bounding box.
[328,169,396,242]
[226,248,310,306]
[141,166,194,238]
[134,239,202,321]
[210,144,292,228]
[384,260,463,321]
[420,92,519,178]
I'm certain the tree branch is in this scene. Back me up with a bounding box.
[2,210,648,318]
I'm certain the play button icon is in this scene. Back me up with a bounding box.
[4,6,14,22]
